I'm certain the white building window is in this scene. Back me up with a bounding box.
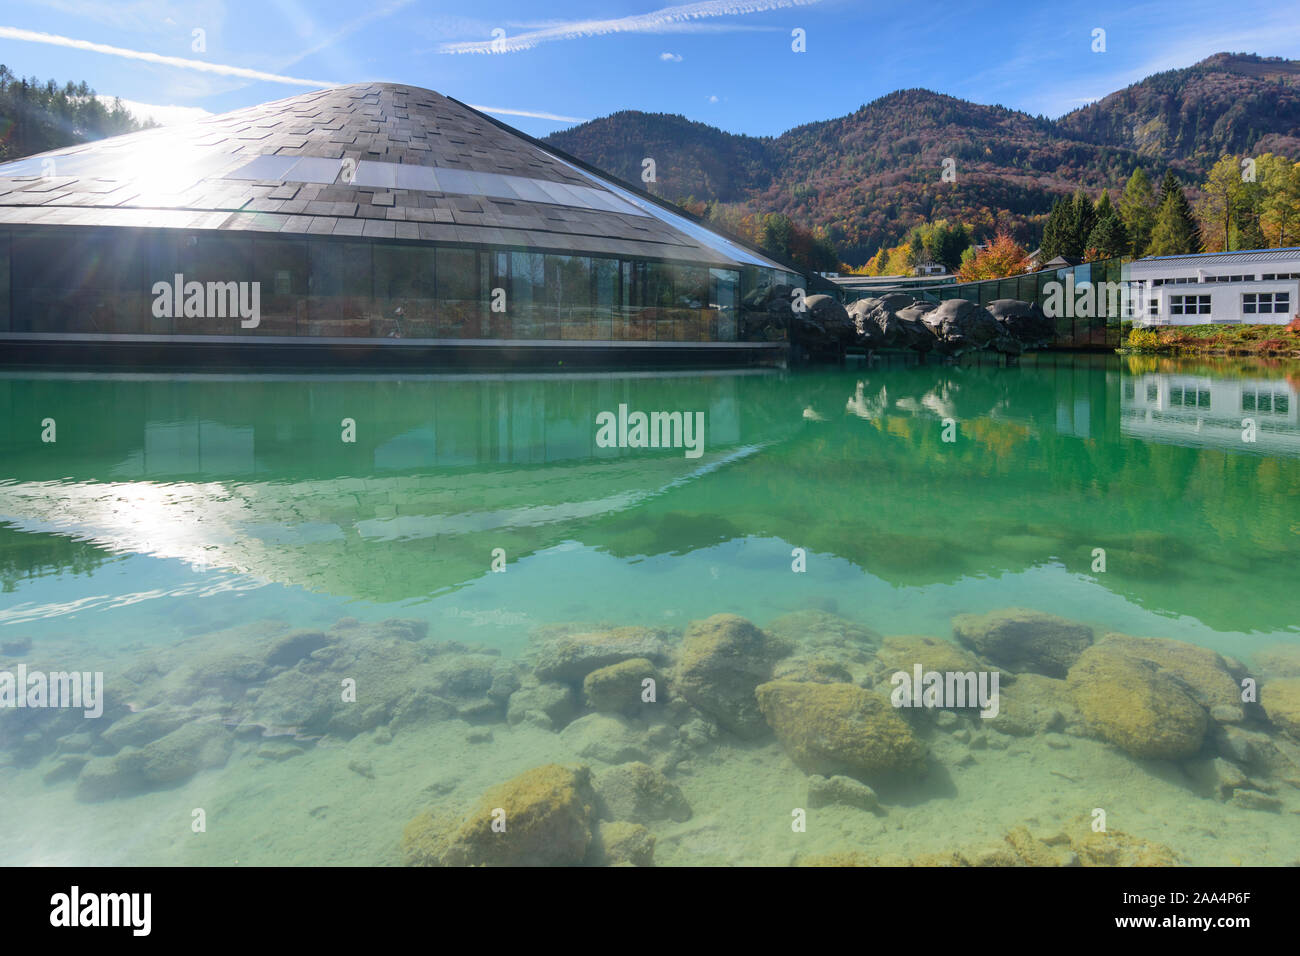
[1243,292,1291,315]
[1169,294,1210,315]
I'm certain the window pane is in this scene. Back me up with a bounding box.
[307,240,371,335]
[374,244,435,337]
[436,247,482,338]
[253,238,307,335]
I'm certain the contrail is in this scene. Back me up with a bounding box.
[439,0,821,54]
[0,25,588,124]
[466,105,588,123]
[0,26,339,87]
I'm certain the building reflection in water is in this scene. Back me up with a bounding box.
[1121,370,1300,457]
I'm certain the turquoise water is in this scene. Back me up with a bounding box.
[1,354,1298,865]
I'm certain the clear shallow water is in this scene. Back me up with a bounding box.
[1,354,1298,866]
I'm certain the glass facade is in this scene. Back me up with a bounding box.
[926,257,1126,349]
[0,226,795,344]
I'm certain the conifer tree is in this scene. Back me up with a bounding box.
[1119,168,1158,258]
[1146,171,1201,256]
[1085,191,1128,259]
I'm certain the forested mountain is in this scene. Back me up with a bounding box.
[544,53,1300,265]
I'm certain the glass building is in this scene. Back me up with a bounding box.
[0,84,804,366]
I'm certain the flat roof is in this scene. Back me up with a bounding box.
[1133,247,1300,268]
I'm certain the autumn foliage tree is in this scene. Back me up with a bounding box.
[955,232,1031,281]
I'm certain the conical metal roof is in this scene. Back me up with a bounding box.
[0,83,787,271]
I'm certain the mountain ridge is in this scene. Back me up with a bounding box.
[543,53,1300,264]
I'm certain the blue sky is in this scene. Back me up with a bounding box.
[1,0,1298,137]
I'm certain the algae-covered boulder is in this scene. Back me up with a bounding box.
[676,615,793,738]
[531,627,671,684]
[951,608,1093,678]
[1094,634,1242,720]
[773,655,855,684]
[583,658,661,714]
[755,680,926,778]
[993,673,1077,736]
[593,761,691,823]
[1066,644,1207,759]
[591,820,655,866]
[1004,823,1181,867]
[875,635,985,677]
[403,764,595,867]
[1261,678,1300,739]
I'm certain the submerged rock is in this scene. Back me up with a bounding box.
[755,680,926,778]
[874,635,985,678]
[263,630,331,668]
[590,820,656,866]
[100,708,192,750]
[772,655,855,684]
[559,713,652,765]
[593,761,691,823]
[993,674,1077,736]
[798,822,1180,867]
[951,608,1093,678]
[75,720,232,802]
[676,615,792,738]
[1257,644,1300,678]
[1184,756,1249,800]
[1067,644,1207,759]
[1095,634,1242,721]
[806,774,881,812]
[506,680,577,730]
[763,609,880,653]
[531,627,671,684]
[1261,678,1300,739]
[583,658,662,715]
[402,763,595,867]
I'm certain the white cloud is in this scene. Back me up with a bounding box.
[708,94,720,102]
[438,0,822,54]
[0,26,340,87]
[660,52,683,62]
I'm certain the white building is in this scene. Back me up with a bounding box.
[1125,247,1300,326]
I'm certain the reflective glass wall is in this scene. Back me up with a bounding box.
[0,226,793,344]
